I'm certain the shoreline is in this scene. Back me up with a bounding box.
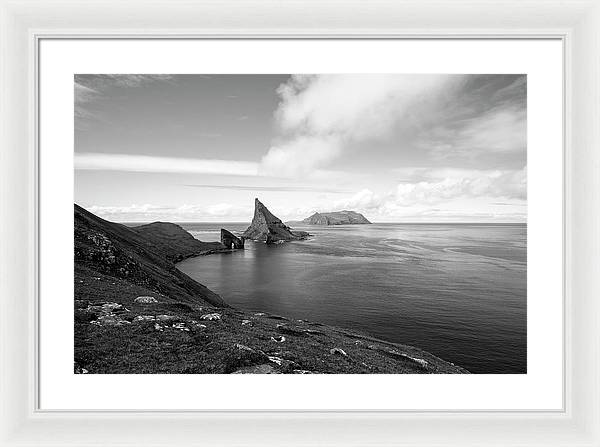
[74,204,469,374]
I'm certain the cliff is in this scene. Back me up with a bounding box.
[74,204,467,374]
[242,198,309,243]
[303,210,372,225]
[74,204,226,306]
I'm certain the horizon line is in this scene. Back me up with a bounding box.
[115,220,527,225]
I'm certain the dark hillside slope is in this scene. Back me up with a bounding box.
[74,204,226,307]
[133,222,224,262]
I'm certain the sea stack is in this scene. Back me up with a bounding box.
[220,229,245,249]
[243,198,309,243]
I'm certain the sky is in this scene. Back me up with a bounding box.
[74,74,526,223]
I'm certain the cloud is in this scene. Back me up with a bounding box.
[75,74,174,129]
[75,152,354,180]
[85,202,253,222]
[333,189,384,211]
[391,166,527,202]
[275,74,453,138]
[260,135,342,177]
[75,153,259,177]
[184,184,351,193]
[392,169,526,206]
[260,74,458,177]
[420,75,527,161]
[425,105,526,160]
[260,74,527,177]
[327,166,526,218]
[204,203,251,217]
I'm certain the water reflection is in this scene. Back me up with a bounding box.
[178,223,526,373]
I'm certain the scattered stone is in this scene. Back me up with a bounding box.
[200,313,222,321]
[235,343,255,352]
[330,348,348,357]
[270,335,286,343]
[390,351,428,367]
[133,315,156,322]
[232,364,279,374]
[293,369,316,374]
[154,323,164,331]
[172,322,190,331]
[367,345,430,369]
[91,314,130,326]
[135,296,158,304]
[277,323,306,336]
[156,314,176,321]
[191,322,207,329]
[305,329,323,336]
[254,312,266,316]
[86,302,123,314]
[241,319,252,326]
[267,356,283,366]
[74,362,88,374]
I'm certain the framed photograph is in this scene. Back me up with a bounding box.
[1,1,599,446]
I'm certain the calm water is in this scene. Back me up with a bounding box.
[177,223,527,373]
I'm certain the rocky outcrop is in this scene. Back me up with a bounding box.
[302,210,372,225]
[242,198,309,243]
[221,229,245,249]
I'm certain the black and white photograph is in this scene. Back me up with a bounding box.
[74,73,527,375]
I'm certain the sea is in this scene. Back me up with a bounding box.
[176,222,527,374]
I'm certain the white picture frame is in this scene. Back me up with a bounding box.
[1,0,598,445]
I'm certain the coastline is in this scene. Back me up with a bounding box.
[74,204,468,374]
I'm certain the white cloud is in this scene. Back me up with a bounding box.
[75,153,259,177]
[75,152,350,180]
[324,166,526,219]
[260,74,458,177]
[86,202,253,222]
[275,74,452,139]
[204,203,252,217]
[393,166,527,202]
[260,135,342,177]
[333,189,383,211]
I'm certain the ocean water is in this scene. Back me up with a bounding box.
[177,223,527,374]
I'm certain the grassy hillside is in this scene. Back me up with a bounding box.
[74,204,468,374]
[75,204,226,306]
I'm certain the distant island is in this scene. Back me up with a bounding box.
[298,210,372,226]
